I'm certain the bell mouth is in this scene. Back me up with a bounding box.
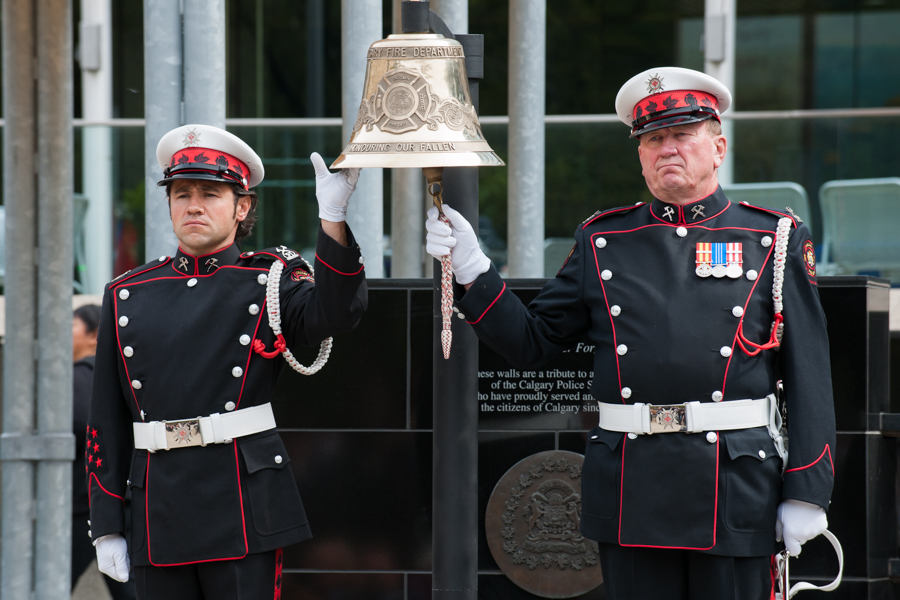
[331,150,504,170]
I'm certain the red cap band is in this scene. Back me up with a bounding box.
[169,147,250,188]
[632,90,720,124]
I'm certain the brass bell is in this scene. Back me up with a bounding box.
[331,33,504,170]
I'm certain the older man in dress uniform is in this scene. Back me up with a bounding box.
[426,67,835,599]
[87,124,367,599]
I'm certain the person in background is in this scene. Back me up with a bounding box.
[71,303,136,598]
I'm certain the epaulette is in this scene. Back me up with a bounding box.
[108,256,171,285]
[737,202,799,228]
[581,203,645,229]
[240,245,307,266]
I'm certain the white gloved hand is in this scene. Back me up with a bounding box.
[311,152,360,222]
[425,204,491,285]
[94,534,130,582]
[776,499,828,556]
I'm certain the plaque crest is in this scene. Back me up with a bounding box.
[486,450,602,598]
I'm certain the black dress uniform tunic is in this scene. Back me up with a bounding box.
[87,226,366,567]
[457,187,835,556]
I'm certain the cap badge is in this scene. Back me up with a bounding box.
[181,127,201,148]
[645,73,665,94]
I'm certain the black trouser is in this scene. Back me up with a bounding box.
[598,543,776,600]
[134,549,283,600]
[72,510,137,599]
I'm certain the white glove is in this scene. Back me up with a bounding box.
[311,152,360,222]
[776,499,828,556]
[94,534,130,582]
[425,204,491,285]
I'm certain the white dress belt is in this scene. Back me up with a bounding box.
[133,403,277,452]
[597,395,776,435]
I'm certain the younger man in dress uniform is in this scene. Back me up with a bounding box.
[426,67,835,599]
[87,125,367,599]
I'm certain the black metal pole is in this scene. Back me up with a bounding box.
[397,1,483,597]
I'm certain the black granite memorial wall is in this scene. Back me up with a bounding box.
[272,276,896,600]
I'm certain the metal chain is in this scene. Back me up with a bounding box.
[264,258,333,375]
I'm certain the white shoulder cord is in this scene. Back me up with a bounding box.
[770,217,793,345]
[264,258,333,375]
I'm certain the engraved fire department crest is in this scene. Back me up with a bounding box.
[353,68,482,137]
[646,73,665,94]
[486,451,602,598]
[165,421,200,446]
[181,127,201,148]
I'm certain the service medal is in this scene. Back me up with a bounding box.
[726,243,743,278]
[695,242,712,278]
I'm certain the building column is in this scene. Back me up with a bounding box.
[704,0,736,185]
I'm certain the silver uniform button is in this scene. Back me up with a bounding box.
[257,274,268,285]
[732,306,744,318]
[676,227,688,237]
[610,305,621,317]
[225,401,236,412]
[239,334,251,346]
[457,313,465,319]
[720,346,732,357]
[621,387,632,399]
[627,432,638,440]
[274,455,283,464]
[131,380,142,390]
[232,366,244,378]
[761,236,773,247]
[359,256,365,264]
[601,269,612,281]
[712,391,723,402]
[187,278,198,287]
[595,237,607,248]
[158,256,167,262]
[140,410,145,419]
[746,270,758,281]
[123,346,134,358]
[590,434,599,440]
[758,450,766,459]
[616,344,628,356]
[118,316,129,327]
[118,289,130,300]
[706,432,718,443]
[249,304,260,315]
[246,251,255,256]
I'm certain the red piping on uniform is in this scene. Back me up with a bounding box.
[582,205,640,229]
[251,251,288,266]
[466,283,506,325]
[315,253,364,276]
[769,555,778,600]
[721,241,777,395]
[146,444,249,566]
[88,472,125,505]
[591,234,624,400]
[593,223,777,237]
[113,295,143,417]
[109,260,169,287]
[236,301,267,411]
[786,444,834,476]
[617,435,719,551]
[739,202,798,228]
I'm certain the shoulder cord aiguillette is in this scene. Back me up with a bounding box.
[736,217,792,356]
[252,258,333,375]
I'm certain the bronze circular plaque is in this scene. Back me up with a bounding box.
[485,450,603,598]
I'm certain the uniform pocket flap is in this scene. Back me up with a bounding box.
[239,432,291,474]
[723,427,778,462]
[128,450,148,489]
[587,426,624,451]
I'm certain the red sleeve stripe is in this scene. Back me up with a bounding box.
[466,282,506,325]
[785,444,834,476]
[315,254,365,276]
[89,472,125,504]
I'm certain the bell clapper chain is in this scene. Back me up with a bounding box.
[424,167,453,360]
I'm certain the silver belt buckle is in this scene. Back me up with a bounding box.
[164,418,202,449]
[648,404,687,434]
